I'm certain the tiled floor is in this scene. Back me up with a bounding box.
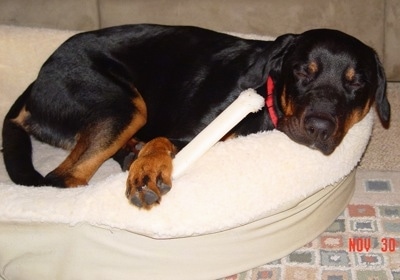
[221,171,400,280]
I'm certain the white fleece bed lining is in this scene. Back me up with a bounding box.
[0,25,373,239]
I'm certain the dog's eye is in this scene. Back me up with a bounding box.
[351,81,363,88]
[294,70,313,84]
[294,61,318,82]
[347,79,364,90]
[295,70,308,78]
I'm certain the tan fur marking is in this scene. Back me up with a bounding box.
[280,86,295,117]
[11,106,30,128]
[345,67,356,81]
[51,134,91,186]
[308,61,318,74]
[221,132,237,141]
[343,100,372,135]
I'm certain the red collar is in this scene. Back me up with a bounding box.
[266,76,278,127]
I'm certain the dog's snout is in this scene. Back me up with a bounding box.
[304,115,336,142]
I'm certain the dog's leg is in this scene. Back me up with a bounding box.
[45,96,147,187]
[126,137,176,209]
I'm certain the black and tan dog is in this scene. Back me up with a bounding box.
[2,24,390,208]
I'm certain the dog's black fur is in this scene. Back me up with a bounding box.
[2,24,390,208]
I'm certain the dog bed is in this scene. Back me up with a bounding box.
[0,25,374,280]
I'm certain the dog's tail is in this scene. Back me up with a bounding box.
[2,83,45,186]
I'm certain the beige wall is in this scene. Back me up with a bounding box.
[0,0,398,80]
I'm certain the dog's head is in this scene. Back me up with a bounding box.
[266,29,390,155]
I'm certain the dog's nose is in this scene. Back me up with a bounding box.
[304,116,336,142]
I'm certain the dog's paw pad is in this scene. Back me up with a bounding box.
[143,188,159,205]
[122,152,137,171]
[157,178,171,195]
[135,142,145,150]
[130,193,144,208]
[127,185,160,208]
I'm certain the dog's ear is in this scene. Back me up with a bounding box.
[239,33,297,89]
[264,33,298,80]
[374,53,390,128]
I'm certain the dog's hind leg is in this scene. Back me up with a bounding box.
[45,95,147,188]
[2,84,46,186]
[2,110,44,186]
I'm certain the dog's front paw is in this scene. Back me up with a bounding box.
[125,137,175,209]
